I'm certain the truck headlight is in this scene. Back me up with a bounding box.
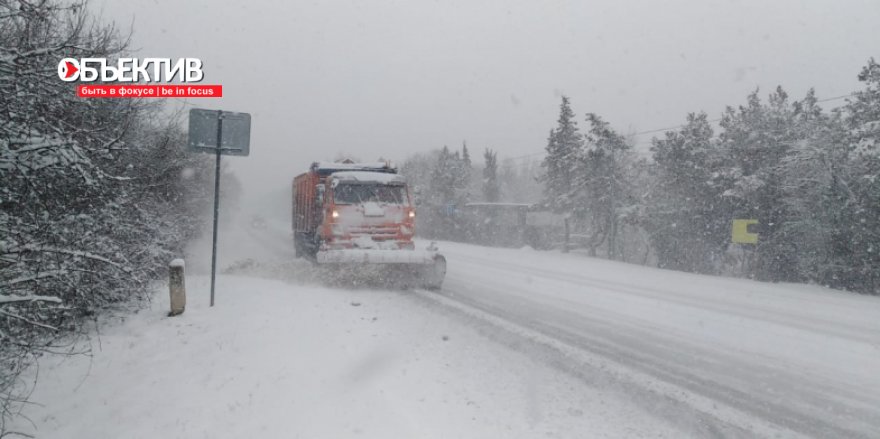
[408,211,415,218]
[332,210,339,218]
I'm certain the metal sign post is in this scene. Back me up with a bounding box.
[187,108,251,307]
[209,113,223,307]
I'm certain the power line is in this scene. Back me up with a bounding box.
[816,93,858,103]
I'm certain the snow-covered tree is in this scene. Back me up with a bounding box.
[824,59,880,293]
[461,141,472,168]
[428,146,456,205]
[717,87,807,281]
[778,107,849,287]
[572,113,633,259]
[647,112,729,273]
[482,148,500,202]
[0,2,214,431]
[456,141,473,200]
[540,96,583,213]
[400,150,439,205]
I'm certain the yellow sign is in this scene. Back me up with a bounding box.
[731,219,758,244]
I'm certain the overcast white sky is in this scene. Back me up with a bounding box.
[98,0,879,197]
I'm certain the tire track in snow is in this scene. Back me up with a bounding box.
[404,286,784,438]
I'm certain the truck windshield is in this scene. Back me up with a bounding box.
[334,183,406,205]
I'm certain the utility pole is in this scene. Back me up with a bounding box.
[608,142,617,261]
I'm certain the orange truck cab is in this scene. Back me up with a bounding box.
[293,161,416,257]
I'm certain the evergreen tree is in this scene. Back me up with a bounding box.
[831,59,880,293]
[576,113,632,259]
[540,96,583,213]
[429,146,456,205]
[718,87,802,281]
[647,112,728,273]
[778,98,849,287]
[482,148,500,202]
[428,146,471,239]
[400,150,442,239]
[456,141,473,201]
[400,150,439,206]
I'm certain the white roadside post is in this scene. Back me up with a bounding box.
[169,259,186,316]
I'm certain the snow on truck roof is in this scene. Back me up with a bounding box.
[329,171,406,184]
[311,161,397,176]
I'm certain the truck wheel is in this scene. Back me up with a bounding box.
[294,233,319,261]
[293,234,303,258]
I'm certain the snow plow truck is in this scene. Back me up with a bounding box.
[292,161,446,289]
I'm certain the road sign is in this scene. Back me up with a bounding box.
[187,108,252,308]
[187,109,251,156]
[731,219,759,244]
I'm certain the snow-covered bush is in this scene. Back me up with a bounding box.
[0,1,213,432]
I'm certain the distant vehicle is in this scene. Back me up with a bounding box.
[292,161,445,289]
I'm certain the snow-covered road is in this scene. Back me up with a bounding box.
[432,242,880,438]
[11,219,880,438]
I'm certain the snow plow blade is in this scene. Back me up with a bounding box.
[316,249,446,290]
[317,249,436,264]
